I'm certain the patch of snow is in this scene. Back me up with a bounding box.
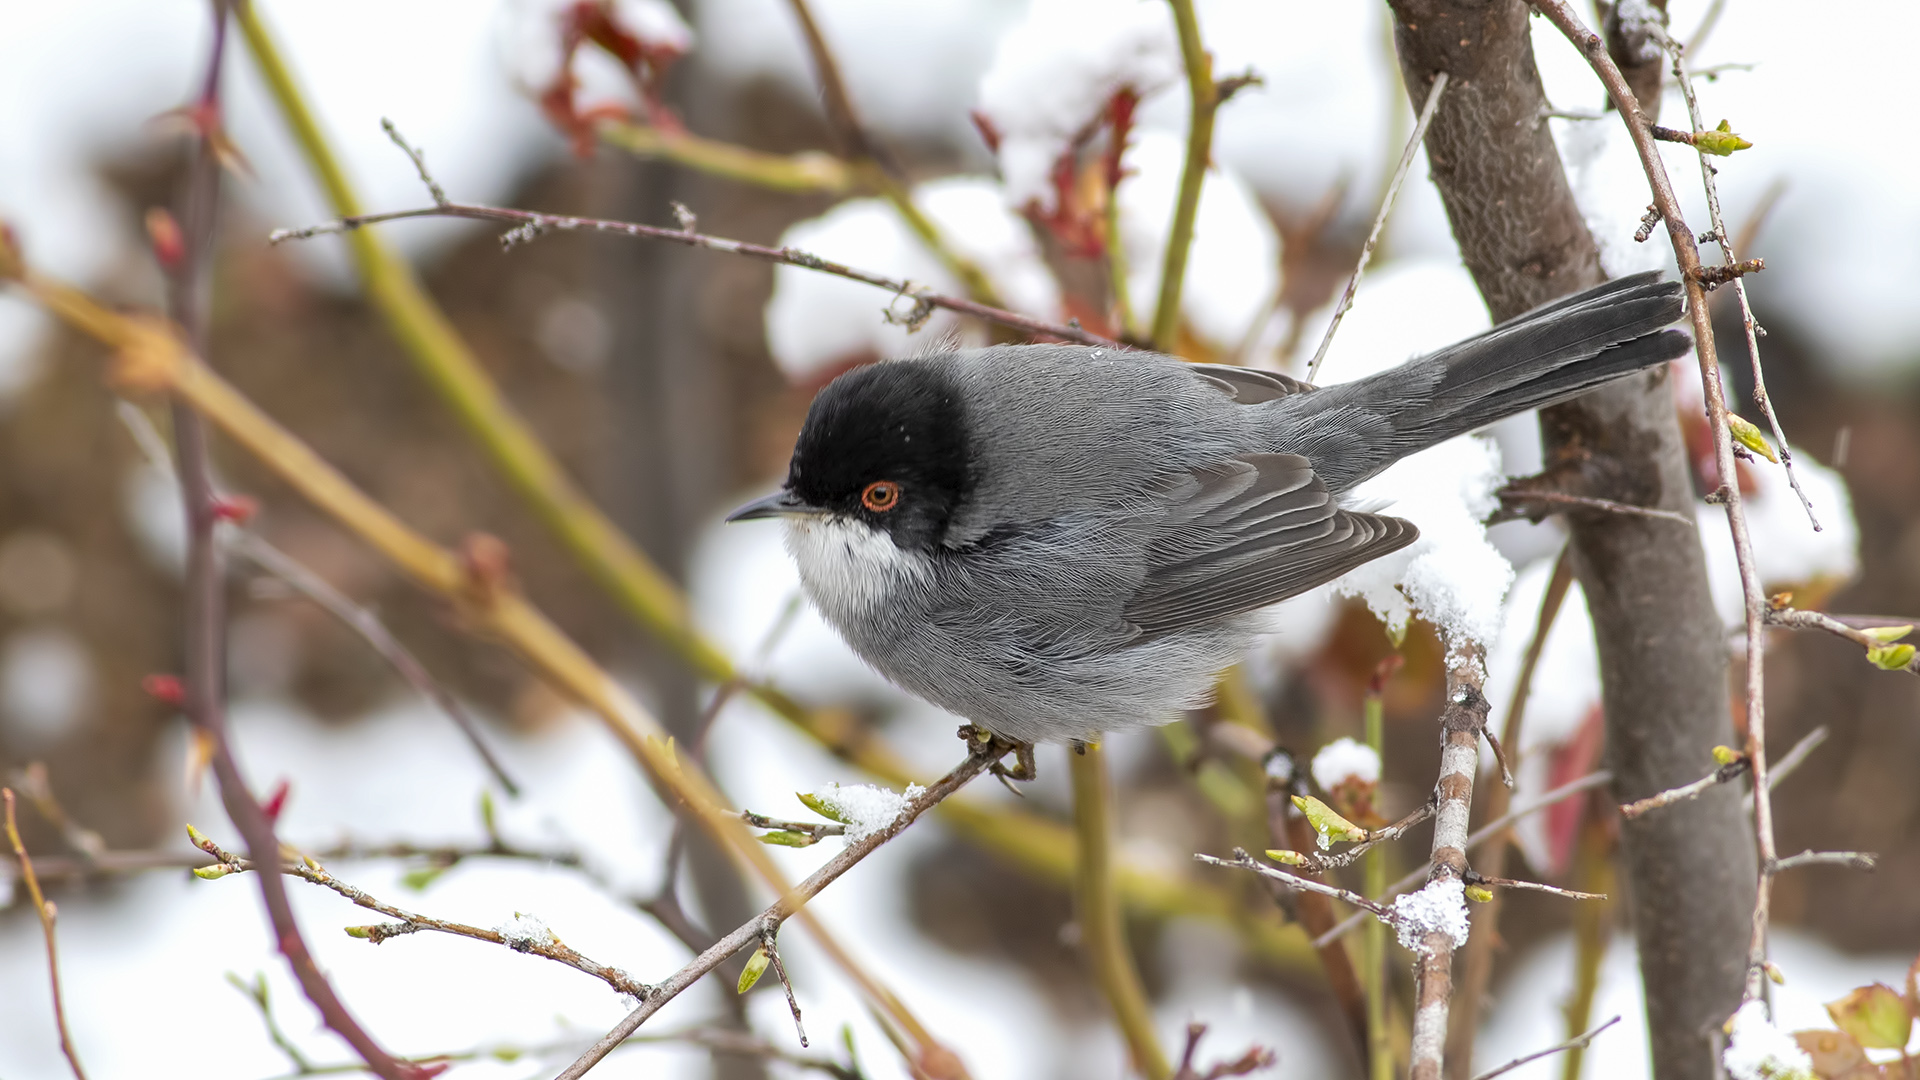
[0,626,93,745]
[1391,877,1471,955]
[809,781,924,843]
[975,0,1183,212]
[1310,737,1381,790]
[496,911,557,949]
[1723,999,1815,1080]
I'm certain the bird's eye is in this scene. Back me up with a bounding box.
[861,480,902,512]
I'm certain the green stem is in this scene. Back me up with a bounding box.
[1106,179,1138,340]
[1151,0,1216,352]
[598,121,855,194]
[1364,689,1393,1080]
[1071,744,1172,1080]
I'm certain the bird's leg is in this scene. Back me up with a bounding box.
[957,725,1038,784]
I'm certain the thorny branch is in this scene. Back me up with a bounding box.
[267,128,1110,349]
[1306,70,1450,382]
[4,789,90,1080]
[1532,0,1785,1009]
[187,829,650,998]
[553,737,1002,1080]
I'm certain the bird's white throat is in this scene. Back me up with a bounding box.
[783,516,933,621]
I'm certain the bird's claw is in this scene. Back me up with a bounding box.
[957,725,1037,786]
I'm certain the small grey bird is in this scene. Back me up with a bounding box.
[729,273,1688,745]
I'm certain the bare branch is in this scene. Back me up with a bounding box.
[1494,487,1694,526]
[1764,607,1920,676]
[1469,1016,1621,1080]
[1306,70,1449,382]
[1463,871,1606,902]
[1195,850,1395,919]
[380,117,447,207]
[1620,756,1750,819]
[270,198,1114,349]
[4,789,90,1080]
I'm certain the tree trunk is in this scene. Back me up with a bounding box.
[1383,4,1757,1078]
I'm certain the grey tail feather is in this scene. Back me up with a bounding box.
[1386,271,1690,445]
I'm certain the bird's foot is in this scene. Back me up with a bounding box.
[957,725,1037,787]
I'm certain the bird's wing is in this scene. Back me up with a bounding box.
[1185,363,1317,404]
[1123,454,1417,637]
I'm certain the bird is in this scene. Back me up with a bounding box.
[728,272,1689,749]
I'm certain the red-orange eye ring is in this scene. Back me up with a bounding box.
[861,480,901,513]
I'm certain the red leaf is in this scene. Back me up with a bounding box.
[260,779,291,825]
[142,673,186,707]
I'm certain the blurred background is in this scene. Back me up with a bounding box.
[1,0,1917,1077]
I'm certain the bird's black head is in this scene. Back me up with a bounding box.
[773,361,971,551]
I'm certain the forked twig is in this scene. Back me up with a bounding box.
[4,789,90,1080]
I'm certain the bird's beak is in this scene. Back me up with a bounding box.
[725,489,824,522]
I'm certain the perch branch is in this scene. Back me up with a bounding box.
[554,742,997,1080]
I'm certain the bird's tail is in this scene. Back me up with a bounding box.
[1288,272,1692,492]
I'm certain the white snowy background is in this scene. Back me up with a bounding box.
[2,0,1915,1078]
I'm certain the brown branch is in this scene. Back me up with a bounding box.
[1534,0,1782,1015]
[187,829,649,998]
[270,200,1113,348]
[1461,871,1606,902]
[1446,546,1573,1069]
[1620,723,1828,820]
[1408,654,1488,1080]
[4,789,90,1080]
[1305,70,1450,382]
[161,6,417,1076]
[1194,850,1396,920]
[553,739,999,1080]
[1469,1016,1621,1080]
[1170,1022,1276,1080]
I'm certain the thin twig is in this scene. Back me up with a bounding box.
[1663,36,1819,529]
[1764,608,1920,676]
[270,199,1112,348]
[1151,0,1222,352]
[1769,850,1876,873]
[1463,871,1606,902]
[1469,1016,1621,1080]
[1533,0,1781,1008]
[4,789,90,1080]
[1619,756,1750,819]
[1312,770,1613,951]
[1306,70,1449,382]
[1073,742,1172,1080]
[1494,487,1694,526]
[380,118,447,206]
[1195,850,1395,920]
[189,829,650,998]
[1757,724,1826,794]
[761,925,808,1047]
[553,740,1000,1080]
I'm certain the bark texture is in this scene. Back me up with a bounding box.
[1385,3,1756,1078]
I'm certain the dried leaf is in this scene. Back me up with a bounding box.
[737,947,770,994]
[1792,1029,1867,1078]
[1827,983,1912,1050]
